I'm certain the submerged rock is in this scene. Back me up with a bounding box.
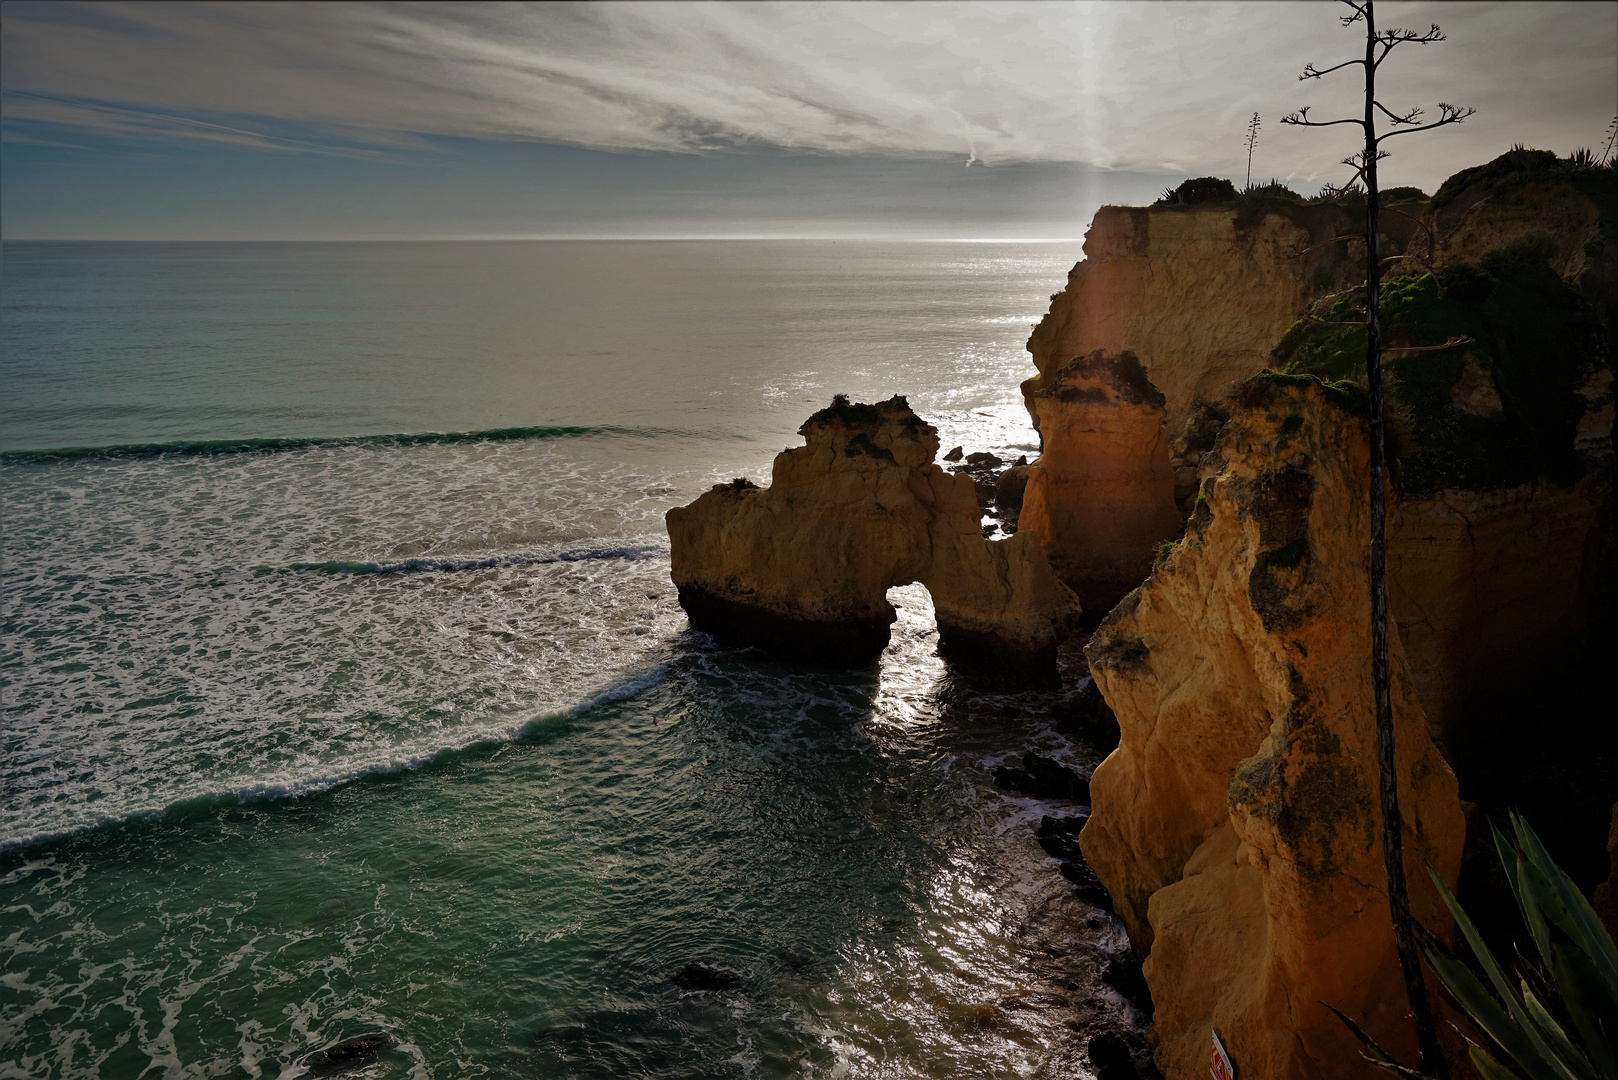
[1035,813,1088,861]
[1052,678,1118,747]
[670,962,744,992]
[1100,956,1153,1013]
[992,752,1088,802]
[1057,859,1115,914]
[303,1033,391,1074]
[665,396,1081,687]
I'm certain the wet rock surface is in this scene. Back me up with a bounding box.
[1052,678,1118,747]
[993,752,1089,802]
[1088,1031,1151,1080]
[1035,814,1088,861]
[1100,957,1153,1013]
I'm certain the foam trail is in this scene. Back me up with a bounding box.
[0,659,675,854]
[0,424,696,463]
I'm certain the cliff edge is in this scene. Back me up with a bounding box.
[1080,376,1465,1078]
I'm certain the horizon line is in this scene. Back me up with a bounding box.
[1,234,1087,244]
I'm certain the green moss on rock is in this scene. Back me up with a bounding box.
[1268,248,1602,493]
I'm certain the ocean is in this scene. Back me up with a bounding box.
[0,239,1138,1078]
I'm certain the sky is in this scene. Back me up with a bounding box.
[2,1,1614,240]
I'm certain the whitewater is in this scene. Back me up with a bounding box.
[0,239,1144,1078]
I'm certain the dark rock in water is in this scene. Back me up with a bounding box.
[1036,813,1089,860]
[1088,1032,1140,1080]
[670,962,744,992]
[1059,858,1115,914]
[1102,956,1154,1013]
[1052,679,1118,748]
[995,464,1032,511]
[993,752,1089,802]
[971,472,998,511]
[1014,455,1028,467]
[965,451,1003,469]
[304,1033,390,1074]
[943,445,964,461]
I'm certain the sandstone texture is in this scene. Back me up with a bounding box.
[1025,201,1378,428]
[1020,169,1615,619]
[1018,198,1404,608]
[665,396,1081,687]
[1079,379,1464,1079]
[1017,350,1185,610]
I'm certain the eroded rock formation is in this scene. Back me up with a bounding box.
[666,396,1081,687]
[1017,351,1185,609]
[1079,378,1464,1079]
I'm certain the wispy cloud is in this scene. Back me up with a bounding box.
[1,90,399,158]
[2,1,1614,185]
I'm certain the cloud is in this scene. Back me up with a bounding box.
[0,90,398,157]
[2,1,1614,188]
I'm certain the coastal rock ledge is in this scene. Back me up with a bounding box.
[666,396,1082,687]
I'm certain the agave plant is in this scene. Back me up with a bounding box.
[1333,813,1617,1079]
[1566,148,1599,171]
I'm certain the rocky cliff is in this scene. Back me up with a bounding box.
[661,151,1616,1079]
[1080,377,1465,1079]
[1017,350,1185,608]
[1022,194,1387,538]
[1021,163,1616,631]
[1054,157,1615,1079]
[666,396,1082,687]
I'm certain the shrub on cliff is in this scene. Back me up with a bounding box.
[1152,176,1239,207]
[1432,146,1618,210]
[1238,179,1305,202]
[1268,248,1600,493]
[1381,185,1429,204]
[1480,231,1560,279]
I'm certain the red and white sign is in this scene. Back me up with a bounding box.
[1210,1029,1235,1080]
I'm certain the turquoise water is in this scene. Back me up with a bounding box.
[1,240,1136,1078]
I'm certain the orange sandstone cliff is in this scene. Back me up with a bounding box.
[1080,378,1465,1079]
[1017,350,1185,608]
[1025,167,1615,746]
[666,396,1082,687]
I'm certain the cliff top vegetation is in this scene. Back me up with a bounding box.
[1268,234,1605,494]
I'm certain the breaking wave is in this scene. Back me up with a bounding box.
[0,424,690,463]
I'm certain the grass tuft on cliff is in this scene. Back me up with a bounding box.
[1153,176,1239,207]
[1268,245,1602,493]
